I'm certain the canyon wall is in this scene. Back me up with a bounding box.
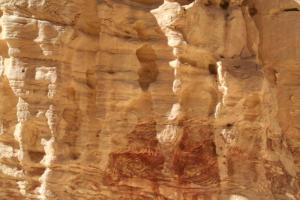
[0,0,300,199]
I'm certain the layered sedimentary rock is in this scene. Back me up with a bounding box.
[0,0,300,199]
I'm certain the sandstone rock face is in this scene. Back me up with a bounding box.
[0,0,300,199]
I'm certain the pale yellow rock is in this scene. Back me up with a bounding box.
[0,0,300,199]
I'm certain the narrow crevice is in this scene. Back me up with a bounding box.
[283,8,299,12]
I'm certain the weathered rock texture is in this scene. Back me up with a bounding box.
[0,0,300,199]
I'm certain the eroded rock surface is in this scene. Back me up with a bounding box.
[0,0,300,199]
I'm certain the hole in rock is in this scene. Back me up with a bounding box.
[220,0,229,9]
[208,64,217,75]
[71,153,80,160]
[226,123,233,128]
[136,44,159,91]
[249,7,257,16]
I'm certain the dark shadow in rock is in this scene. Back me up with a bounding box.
[220,0,229,9]
[209,63,217,75]
[136,44,159,91]
[28,151,45,163]
[249,7,257,17]
[283,8,299,12]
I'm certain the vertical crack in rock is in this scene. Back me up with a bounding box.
[151,1,187,175]
[217,61,228,106]
[35,66,57,199]
[151,3,217,195]
[38,168,52,200]
[14,97,29,196]
[152,2,221,198]
[215,61,232,144]
[214,60,230,197]
[38,92,57,199]
[151,0,197,145]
